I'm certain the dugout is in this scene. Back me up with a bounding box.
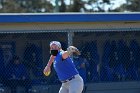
[0,13,140,93]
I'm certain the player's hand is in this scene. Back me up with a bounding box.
[44,65,51,73]
[43,66,51,76]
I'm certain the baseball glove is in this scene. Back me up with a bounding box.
[67,46,81,55]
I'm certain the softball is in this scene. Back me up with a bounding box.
[44,71,51,76]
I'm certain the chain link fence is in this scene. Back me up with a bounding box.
[0,30,140,93]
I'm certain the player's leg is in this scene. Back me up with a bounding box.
[69,74,84,93]
[59,83,69,93]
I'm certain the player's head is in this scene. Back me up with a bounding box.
[50,41,61,56]
[50,41,61,49]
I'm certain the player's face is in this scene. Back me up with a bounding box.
[50,44,60,56]
[50,44,60,50]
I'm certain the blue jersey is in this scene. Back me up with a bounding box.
[53,51,78,81]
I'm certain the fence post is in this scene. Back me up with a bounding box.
[68,32,74,47]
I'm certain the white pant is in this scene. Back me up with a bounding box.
[59,74,84,93]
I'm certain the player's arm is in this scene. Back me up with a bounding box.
[62,46,81,59]
[47,55,55,67]
[43,55,55,73]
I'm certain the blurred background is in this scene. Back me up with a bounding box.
[0,0,139,13]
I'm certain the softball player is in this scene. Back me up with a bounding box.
[44,41,84,93]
